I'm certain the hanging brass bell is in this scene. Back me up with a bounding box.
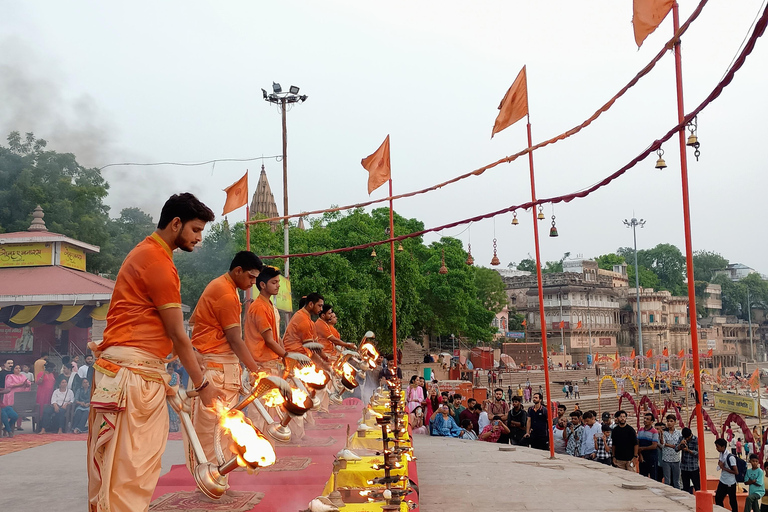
[370,248,377,257]
[377,262,384,272]
[686,133,698,147]
[490,254,501,266]
[512,212,519,226]
[537,206,545,220]
[465,254,474,266]
[549,215,558,237]
[397,242,404,252]
[439,249,448,274]
[655,157,667,170]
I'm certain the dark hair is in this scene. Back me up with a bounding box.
[467,398,476,404]
[644,412,655,421]
[715,438,728,448]
[602,424,612,432]
[453,394,462,400]
[461,418,472,429]
[583,411,594,420]
[305,292,324,305]
[157,193,215,229]
[256,266,281,290]
[511,395,522,402]
[409,375,417,384]
[441,391,449,397]
[558,405,567,411]
[666,414,677,422]
[750,453,760,461]
[492,415,502,421]
[494,388,504,393]
[230,251,263,272]
[615,410,627,418]
[570,411,580,418]
[681,427,692,438]
[321,304,334,315]
[473,403,482,411]
[533,392,543,400]
[575,410,583,418]
[44,362,55,371]
[61,355,71,366]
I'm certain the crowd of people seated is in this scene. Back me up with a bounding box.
[0,353,94,437]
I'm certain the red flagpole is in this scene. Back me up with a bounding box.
[527,116,555,459]
[388,179,398,368]
[245,170,252,302]
[671,2,708,495]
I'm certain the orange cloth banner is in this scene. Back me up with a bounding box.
[706,348,713,358]
[361,135,391,195]
[662,348,669,357]
[491,66,528,138]
[577,320,582,328]
[222,172,248,215]
[630,349,636,359]
[749,369,761,391]
[632,0,674,47]
[646,349,653,358]
[678,349,685,358]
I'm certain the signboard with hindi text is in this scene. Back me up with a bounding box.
[0,243,53,267]
[0,325,33,353]
[60,243,86,271]
[713,391,759,417]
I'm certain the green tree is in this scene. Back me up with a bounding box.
[97,207,156,277]
[0,132,112,273]
[692,250,729,283]
[595,253,626,271]
[619,244,685,295]
[474,267,507,313]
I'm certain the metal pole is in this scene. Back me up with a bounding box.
[748,287,754,361]
[526,117,555,459]
[281,97,290,278]
[633,223,643,358]
[559,290,565,361]
[671,1,708,491]
[587,290,593,364]
[389,179,398,368]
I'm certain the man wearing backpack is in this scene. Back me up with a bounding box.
[715,437,741,511]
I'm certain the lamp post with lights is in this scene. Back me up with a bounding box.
[623,217,646,361]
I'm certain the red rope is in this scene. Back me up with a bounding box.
[261,1,767,261]
[249,0,709,226]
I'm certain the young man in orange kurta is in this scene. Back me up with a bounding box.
[315,305,356,361]
[88,193,225,512]
[184,251,264,477]
[282,292,324,356]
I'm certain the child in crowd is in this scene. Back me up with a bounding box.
[594,424,613,465]
[744,454,765,512]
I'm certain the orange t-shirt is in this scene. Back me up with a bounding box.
[283,308,315,355]
[330,325,341,339]
[315,318,338,357]
[100,233,181,359]
[190,273,241,354]
[244,295,281,362]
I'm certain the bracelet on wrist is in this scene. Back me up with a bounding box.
[192,378,209,393]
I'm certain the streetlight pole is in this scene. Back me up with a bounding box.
[747,287,754,361]
[624,217,646,361]
[263,83,308,278]
[559,289,565,363]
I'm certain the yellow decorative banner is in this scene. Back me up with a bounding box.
[713,391,759,417]
[60,243,86,271]
[0,243,53,267]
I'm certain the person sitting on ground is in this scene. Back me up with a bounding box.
[429,402,461,437]
[459,418,478,440]
[459,399,479,434]
[42,377,74,434]
[745,453,765,512]
[479,415,509,443]
[71,378,91,434]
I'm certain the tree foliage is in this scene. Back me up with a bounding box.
[692,250,729,282]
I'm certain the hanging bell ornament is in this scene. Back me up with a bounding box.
[490,238,500,266]
[537,205,545,221]
[397,242,404,252]
[511,212,519,226]
[465,244,474,266]
[654,148,667,170]
[686,133,698,147]
[549,215,559,237]
[370,248,377,257]
[377,261,384,272]
[439,249,449,274]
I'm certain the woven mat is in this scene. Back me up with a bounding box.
[329,405,360,411]
[0,431,182,456]
[282,435,336,447]
[260,455,311,472]
[150,490,263,511]
[307,423,342,430]
[315,412,344,419]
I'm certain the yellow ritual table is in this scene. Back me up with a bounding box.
[349,430,412,451]
[322,454,409,495]
[362,414,409,430]
[338,502,409,512]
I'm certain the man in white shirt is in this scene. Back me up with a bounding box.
[61,365,77,391]
[43,378,74,434]
[77,355,94,379]
[715,437,739,512]
[580,411,602,459]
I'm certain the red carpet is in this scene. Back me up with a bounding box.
[152,402,366,511]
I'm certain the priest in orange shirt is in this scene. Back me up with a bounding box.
[184,251,265,479]
[314,304,354,413]
[87,193,225,512]
[283,292,324,355]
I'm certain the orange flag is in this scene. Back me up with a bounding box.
[662,348,669,357]
[222,172,248,216]
[717,362,722,383]
[706,349,713,358]
[632,0,674,48]
[630,349,636,359]
[646,349,653,358]
[361,135,391,195]
[522,319,527,327]
[655,359,660,374]
[749,369,761,391]
[678,349,685,358]
[680,358,687,377]
[491,66,528,138]
[577,320,583,329]
[613,354,620,370]
[559,321,565,330]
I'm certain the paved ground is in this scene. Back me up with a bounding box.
[414,435,714,512]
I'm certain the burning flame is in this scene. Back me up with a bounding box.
[293,364,328,386]
[359,342,379,368]
[342,362,356,380]
[290,386,309,405]
[261,388,285,407]
[218,408,276,467]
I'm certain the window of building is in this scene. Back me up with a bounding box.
[649,314,654,323]
[563,293,568,299]
[675,316,679,324]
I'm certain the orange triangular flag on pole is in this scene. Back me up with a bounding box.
[662,348,669,357]
[707,349,713,358]
[680,357,687,377]
[632,0,674,48]
[559,321,564,330]
[749,369,761,391]
[522,319,527,327]
[577,320,582,329]
[717,362,722,383]
[222,171,248,216]
[361,135,391,195]
[613,353,620,370]
[491,66,528,138]
[630,349,636,359]
[646,349,653,358]
[678,349,685,358]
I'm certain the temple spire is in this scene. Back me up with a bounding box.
[28,205,48,232]
[249,164,280,230]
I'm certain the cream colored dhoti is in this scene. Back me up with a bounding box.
[183,352,242,475]
[87,346,171,512]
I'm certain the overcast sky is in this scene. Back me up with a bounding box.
[1,1,766,274]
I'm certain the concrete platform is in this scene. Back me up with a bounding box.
[414,435,710,512]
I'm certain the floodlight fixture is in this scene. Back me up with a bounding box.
[272,82,282,93]
[289,85,300,94]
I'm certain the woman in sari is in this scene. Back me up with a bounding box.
[35,362,56,431]
[406,375,424,413]
[5,364,31,430]
[425,387,439,428]
[71,378,91,434]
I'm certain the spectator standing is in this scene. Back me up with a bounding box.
[611,410,638,470]
[4,364,31,430]
[477,403,490,433]
[449,394,466,424]
[638,413,660,480]
[574,383,580,399]
[425,387,439,421]
[507,395,527,445]
[554,404,567,426]
[486,388,509,423]
[580,411,602,460]
[738,438,744,459]
[565,411,583,456]
[568,383,574,398]
[524,392,549,451]
[72,378,91,434]
[21,364,34,383]
[679,427,700,494]
[517,384,523,400]
[507,386,513,403]
[562,384,569,399]
[595,424,613,465]
[479,416,509,443]
[0,359,12,389]
[523,385,531,403]
[35,362,56,429]
[715,438,739,512]
[33,352,48,380]
[745,454,765,512]
[601,411,615,430]
[430,403,461,437]
[661,415,683,489]
[78,355,94,379]
[406,376,425,413]
[459,400,479,434]
[553,416,567,454]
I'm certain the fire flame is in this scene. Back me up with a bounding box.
[219,408,276,467]
[261,388,285,407]
[359,342,379,367]
[290,386,309,405]
[293,364,328,386]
